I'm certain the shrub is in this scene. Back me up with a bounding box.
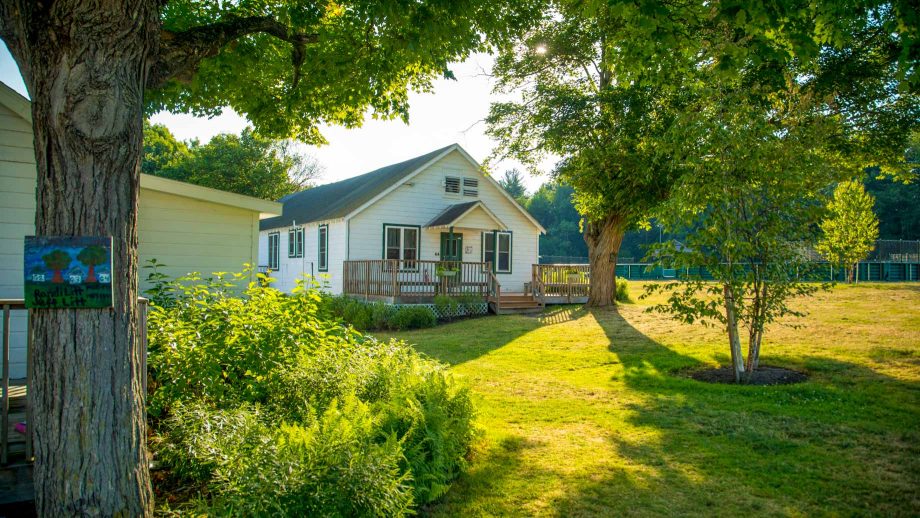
[456,292,486,315]
[391,305,437,330]
[148,272,473,514]
[157,399,414,516]
[146,274,354,416]
[433,294,461,320]
[615,278,632,303]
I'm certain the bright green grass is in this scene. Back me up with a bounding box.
[380,282,920,516]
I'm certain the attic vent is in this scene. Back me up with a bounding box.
[445,176,461,194]
[463,177,479,197]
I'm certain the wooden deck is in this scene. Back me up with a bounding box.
[344,259,494,304]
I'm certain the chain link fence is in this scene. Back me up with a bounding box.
[541,240,920,265]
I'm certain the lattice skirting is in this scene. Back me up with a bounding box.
[392,302,490,320]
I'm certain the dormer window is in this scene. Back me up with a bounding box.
[463,177,479,197]
[445,176,461,194]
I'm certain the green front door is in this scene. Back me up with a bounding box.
[440,232,463,262]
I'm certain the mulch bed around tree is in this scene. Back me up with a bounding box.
[688,366,808,386]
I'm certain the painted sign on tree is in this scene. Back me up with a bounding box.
[24,236,113,309]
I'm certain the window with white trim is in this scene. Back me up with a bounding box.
[444,176,461,194]
[318,225,328,272]
[462,177,478,197]
[384,225,419,270]
[267,232,280,270]
[482,231,512,273]
[288,227,304,258]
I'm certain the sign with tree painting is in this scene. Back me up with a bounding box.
[24,236,113,309]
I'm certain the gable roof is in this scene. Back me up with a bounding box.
[259,144,455,230]
[261,144,546,233]
[425,200,507,229]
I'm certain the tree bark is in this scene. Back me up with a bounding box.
[2,2,157,515]
[723,284,745,383]
[584,213,627,307]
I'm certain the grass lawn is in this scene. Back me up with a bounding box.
[380,282,920,516]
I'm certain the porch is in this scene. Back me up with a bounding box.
[341,261,596,312]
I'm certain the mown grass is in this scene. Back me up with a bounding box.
[380,282,920,516]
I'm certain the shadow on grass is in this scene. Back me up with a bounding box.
[419,434,539,517]
[543,308,920,516]
[381,313,544,366]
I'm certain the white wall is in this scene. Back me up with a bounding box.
[137,189,261,291]
[0,102,35,378]
[347,149,540,292]
[259,219,344,294]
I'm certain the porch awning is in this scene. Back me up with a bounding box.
[425,200,507,230]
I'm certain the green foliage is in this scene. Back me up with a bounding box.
[156,400,413,516]
[150,1,543,143]
[391,306,438,330]
[148,272,476,513]
[865,167,920,239]
[817,180,880,281]
[644,86,842,380]
[325,296,438,331]
[142,121,190,176]
[497,168,528,202]
[525,182,588,259]
[434,294,461,321]
[143,125,322,200]
[146,271,347,415]
[615,279,631,304]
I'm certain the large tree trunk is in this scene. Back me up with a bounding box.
[722,284,745,383]
[2,2,157,515]
[584,213,627,307]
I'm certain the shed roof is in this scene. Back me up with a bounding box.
[259,144,455,230]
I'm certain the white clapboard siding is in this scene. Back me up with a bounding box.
[0,102,34,378]
[347,149,541,292]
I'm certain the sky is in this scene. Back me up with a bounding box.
[0,42,551,193]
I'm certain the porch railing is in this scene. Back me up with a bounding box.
[0,298,148,466]
[343,260,492,301]
[532,264,591,303]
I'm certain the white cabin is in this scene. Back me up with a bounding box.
[258,144,545,298]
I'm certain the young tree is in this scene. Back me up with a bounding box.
[645,80,852,382]
[0,1,539,514]
[498,168,528,202]
[817,181,880,283]
[146,126,323,200]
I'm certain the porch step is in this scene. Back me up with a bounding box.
[491,294,543,315]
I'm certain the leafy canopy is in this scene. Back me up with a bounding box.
[143,124,323,200]
[149,0,542,143]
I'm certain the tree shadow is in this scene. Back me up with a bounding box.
[376,313,544,366]
[544,308,920,516]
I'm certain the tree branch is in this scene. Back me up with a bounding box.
[148,15,318,89]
